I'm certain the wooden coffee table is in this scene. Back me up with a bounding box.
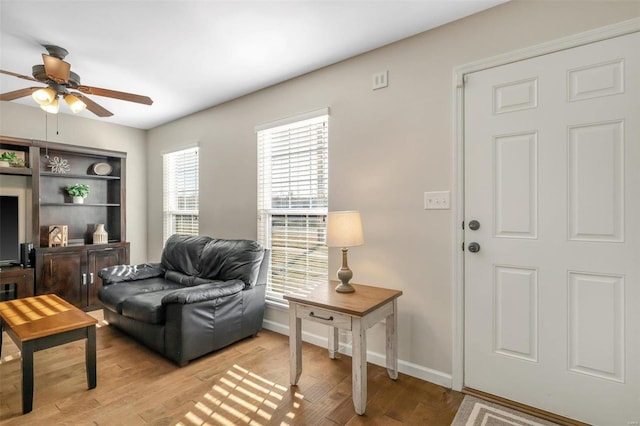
[0,294,97,414]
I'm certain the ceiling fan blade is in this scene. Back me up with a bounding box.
[42,54,71,84]
[0,87,40,101]
[71,92,113,117]
[77,85,153,105]
[0,69,38,82]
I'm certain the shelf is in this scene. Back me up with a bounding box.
[0,166,32,176]
[41,203,121,207]
[40,172,120,180]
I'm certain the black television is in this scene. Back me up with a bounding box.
[0,195,20,266]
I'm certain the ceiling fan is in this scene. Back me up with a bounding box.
[0,45,153,117]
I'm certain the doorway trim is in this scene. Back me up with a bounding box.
[451,17,640,392]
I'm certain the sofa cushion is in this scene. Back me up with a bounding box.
[121,290,178,324]
[161,234,212,276]
[99,277,183,313]
[199,239,265,287]
[165,270,215,287]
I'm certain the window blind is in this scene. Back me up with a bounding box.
[163,146,199,243]
[257,113,328,303]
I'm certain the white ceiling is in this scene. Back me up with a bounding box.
[0,0,506,130]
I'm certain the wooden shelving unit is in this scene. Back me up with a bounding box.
[0,136,130,310]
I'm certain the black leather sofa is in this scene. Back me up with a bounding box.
[98,235,269,366]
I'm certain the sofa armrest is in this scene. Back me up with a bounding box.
[98,263,166,285]
[161,280,245,305]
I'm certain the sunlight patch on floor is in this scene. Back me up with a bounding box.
[0,352,19,364]
[177,364,304,426]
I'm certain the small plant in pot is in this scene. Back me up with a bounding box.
[0,151,24,167]
[66,183,90,204]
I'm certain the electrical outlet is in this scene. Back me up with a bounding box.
[424,191,450,210]
[372,70,388,90]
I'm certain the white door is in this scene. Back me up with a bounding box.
[464,32,640,425]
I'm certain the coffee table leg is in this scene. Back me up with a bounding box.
[21,341,34,414]
[86,325,96,389]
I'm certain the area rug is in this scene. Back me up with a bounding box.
[451,395,560,426]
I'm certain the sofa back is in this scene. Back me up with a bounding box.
[161,235,211,276]
[162,234,265,288]
[199,239,265,287]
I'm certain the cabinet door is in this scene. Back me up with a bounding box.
[86,246,128,308]
[37,249,85,308]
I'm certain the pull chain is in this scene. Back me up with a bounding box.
[44,112,49,158]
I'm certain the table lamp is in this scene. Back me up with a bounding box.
[326,211,364,293]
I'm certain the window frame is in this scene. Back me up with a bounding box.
[257,109,329,304]
[162,145,200,243]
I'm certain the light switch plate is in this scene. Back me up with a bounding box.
[424,191,450,210]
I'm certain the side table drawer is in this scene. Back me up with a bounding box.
[296,304,352,330]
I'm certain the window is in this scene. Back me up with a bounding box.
[163,146,199,242]
[257,109,329,303]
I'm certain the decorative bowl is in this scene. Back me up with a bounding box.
[93,162,113,176]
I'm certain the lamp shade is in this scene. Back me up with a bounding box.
[32,87,56,106]
[326,211,364,248]
[40,97,59,114]
[64,93,87,113]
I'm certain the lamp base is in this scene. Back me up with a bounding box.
[335,281,355,293]
[335,248,356,293]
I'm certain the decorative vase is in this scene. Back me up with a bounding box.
[72,196,84,204]
[0,160,10,168]
[93,224,108,244]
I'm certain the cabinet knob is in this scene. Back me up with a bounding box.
[90,273,94,284]
[82,273,87,285]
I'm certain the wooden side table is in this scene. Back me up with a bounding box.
[0,294,97,414]
[284,281,402,415]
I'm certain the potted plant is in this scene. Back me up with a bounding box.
[0,151,24,167]
[66,183,90,204]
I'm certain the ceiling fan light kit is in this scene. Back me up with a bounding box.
[40,96,59,114]
[32,87,56,105]
[64,93,86,113]
[1,45,153,117]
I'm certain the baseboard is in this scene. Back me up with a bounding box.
[262,319,452,389]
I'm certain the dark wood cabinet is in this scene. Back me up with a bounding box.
[37,249,83,304]
[0,266,35,300]
[1,135,129,308]
[86,245,128,307]
[34,242,129,310]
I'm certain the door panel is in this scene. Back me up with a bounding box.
[38,250,84,308]
[86,246,127,308]
[464,32,639,424]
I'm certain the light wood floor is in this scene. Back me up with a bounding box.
[0,310,463,425]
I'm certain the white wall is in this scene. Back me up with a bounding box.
[2,0,635,386]
[146,1,640,383]
[0,102,148,263]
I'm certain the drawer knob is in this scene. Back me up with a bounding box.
[309,311,333,321]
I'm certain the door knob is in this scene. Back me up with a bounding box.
[468,220,480,230]
[467,242,481,253]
